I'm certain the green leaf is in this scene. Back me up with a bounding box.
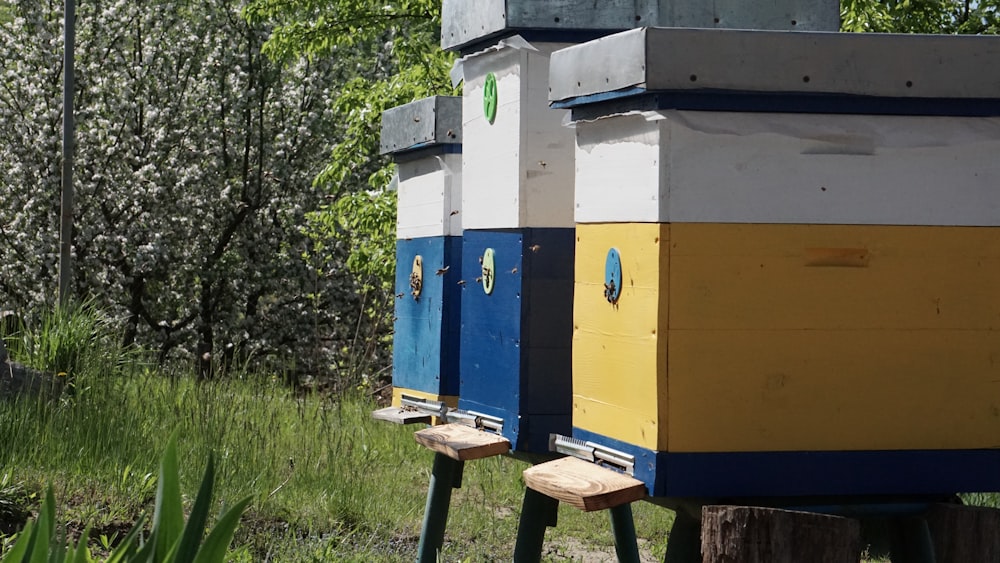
[104,513,145,563]
[29,488,55,563]
[2,519,35,563]
[190,496,252,563]
[68,526,91,563]
[151,432,184,561]
[171,455,216,563]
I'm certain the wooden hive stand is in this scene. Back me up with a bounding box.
[515,456,647,562]
[412,423,511,563]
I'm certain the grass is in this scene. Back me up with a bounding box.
[0,304,675,560]
[3,304,995,561]
[0,371,675,561]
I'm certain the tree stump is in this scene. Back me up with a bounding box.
[701,505,862,563]
[926,502,1000,563]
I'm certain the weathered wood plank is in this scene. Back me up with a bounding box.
[522,456,646,512]
[701,506,861,563]
[413,423,510,461]
[370,407,432,426]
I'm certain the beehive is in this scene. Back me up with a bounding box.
[445,0,841,453]
[450,33,577,453]
[382,96,464,408]
[551,28,1000,497]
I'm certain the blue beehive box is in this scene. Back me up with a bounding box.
[457,228,574,451]
[381,96,464,410]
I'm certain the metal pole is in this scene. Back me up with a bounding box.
[59,0,76,307]
[609,503,641,563]
[664,509,702,563]
[512,487,559,562]
[417,453,463,563]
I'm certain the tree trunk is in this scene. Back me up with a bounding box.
[926,502,1000,563]
[701,505,862,563]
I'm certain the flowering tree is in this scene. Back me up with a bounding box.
[244,0,455,384]
[0,0,362,378]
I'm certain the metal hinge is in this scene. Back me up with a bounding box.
[550,434,635,476]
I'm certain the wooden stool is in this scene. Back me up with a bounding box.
[412,423,510,563]
[515,456,647,562]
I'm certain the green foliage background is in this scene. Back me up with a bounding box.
[841,0,1000,32]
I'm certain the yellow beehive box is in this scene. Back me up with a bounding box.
[554,27,1000,498]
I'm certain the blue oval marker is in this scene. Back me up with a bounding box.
[604,248,622,304]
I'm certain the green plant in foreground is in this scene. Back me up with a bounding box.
[1,434,252,562]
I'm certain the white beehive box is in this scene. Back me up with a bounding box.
[550,28,1000,225]
[459,40,575,230]
[380,96,464,238]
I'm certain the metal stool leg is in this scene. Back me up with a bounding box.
[664,509,701,563]
[610,503,641,563]
[417,453,464,563]
[890,516,937,563]
[513,487,560,562]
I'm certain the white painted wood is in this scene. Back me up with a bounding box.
[575,110,1000,226]
[462,42,576,230]
[575,114,666,224]
[396,153,463,238]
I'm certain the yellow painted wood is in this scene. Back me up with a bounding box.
[668,328,1000,452]
[391,387,459,409]
[573,224,669,450]
[391,388,458,426]
[669,224,1000,331]
[574,222,1000,453]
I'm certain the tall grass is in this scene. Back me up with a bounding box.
[0,305,677,560]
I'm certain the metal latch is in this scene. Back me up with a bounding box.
[398,394,504,435]
[448,409,504,435]
[400,394,448,418]
[550,434,635,476]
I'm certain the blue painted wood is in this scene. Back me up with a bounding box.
[556,89,1000,119]
[571,427,1000,499]
[393,236,463,397]
[458,228,575,452]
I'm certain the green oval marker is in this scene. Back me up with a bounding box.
[482,248,496,295]
[483,72,498,125]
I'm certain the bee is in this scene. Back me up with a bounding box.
[475,276,483,283]
[450,210,460,216]
[396,292,405,299]
[435,266,450,276]
[510,267,518,274]
[528,244,542,253]
[457,280,467,286]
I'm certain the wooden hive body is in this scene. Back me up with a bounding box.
[447,1,838,452]
[553,27,1000,497]
[455,41,576,452]
[383,97,464,407]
